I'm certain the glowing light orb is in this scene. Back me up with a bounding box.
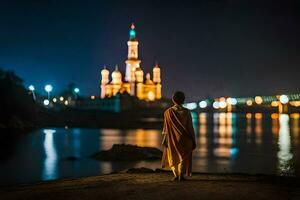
[255,96,263,105]
[43,99,50,106]
[219,101,227,109]
[227,97,237,105]
[246,100,253,106]
[59,96,64,101]
[129,29,136,38]
[74,88,80,93]
[45,84,53,92]
[91,95,96,100]
[28,85,35,91]
[53,98,57,103]
[279,95,289,104]
[147,91,155,101]
[64,100,69,105]
[183,102,197,110]
[213,101,220,109]
[271,101,279,107]
[199,101,208,108]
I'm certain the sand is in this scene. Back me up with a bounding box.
[1,170,300,200]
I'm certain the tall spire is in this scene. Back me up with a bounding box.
[129,23,136,40]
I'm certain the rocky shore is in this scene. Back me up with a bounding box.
[1,169,300,200]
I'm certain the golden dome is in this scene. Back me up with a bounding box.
[145,73,154,85]
[112,66,121,78]
[111,65,122,84]
[101,66,109,75]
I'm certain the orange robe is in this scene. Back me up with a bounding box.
[161,105,196,176]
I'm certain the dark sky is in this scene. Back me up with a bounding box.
[1,0,300,101]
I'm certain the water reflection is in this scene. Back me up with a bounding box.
[277,114,294,175]
[246,113,252,143]
[255,113,263,145]
[42,129,58,180]
[3,112,300,186]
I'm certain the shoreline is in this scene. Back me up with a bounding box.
[1,169,300,200]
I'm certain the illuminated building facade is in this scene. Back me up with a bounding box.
[100,23,162,101]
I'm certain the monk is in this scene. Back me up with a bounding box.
[161,91,196,181]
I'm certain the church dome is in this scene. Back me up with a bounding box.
[101,66,109,76]
[111,65,122,84]
[145,73,154,85]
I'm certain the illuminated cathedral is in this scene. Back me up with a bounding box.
[100,23,162,101]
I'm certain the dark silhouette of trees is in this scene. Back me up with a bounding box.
[0,69,38,130]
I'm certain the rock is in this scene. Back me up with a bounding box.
[91,144,162,161]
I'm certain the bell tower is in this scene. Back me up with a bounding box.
[125,23,141,96]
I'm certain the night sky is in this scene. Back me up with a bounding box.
[1,0,300,101]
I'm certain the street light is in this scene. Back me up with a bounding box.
[74,88,80,93]
[28,85,36,101]
[44,84,53,100]
[43,99,50,106]
[74,87,80,99]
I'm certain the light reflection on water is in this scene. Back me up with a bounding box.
[42,129,58,180]
[1,112,300,186]
[277,114,293,175]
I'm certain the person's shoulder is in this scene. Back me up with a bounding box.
[164,107,173,115]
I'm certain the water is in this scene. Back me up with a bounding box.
[1,112,300,186]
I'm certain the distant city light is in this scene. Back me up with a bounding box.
[227,97,237,105]
[213,101,220,109]
[255,96,263,105]
[271,101,279,107]
[246,100,253,106]
[184,102,197,110]
[59,96,64,101]
[64,100,69,105]
[53,98,57,103]
[219,101,227,109]
[43,99,50,106]
[290,101,300,107]
[199,100,208,108]
[279,95,289,104]
[28,85,35,91]
[44,84,53,92]
[91,95,96,100]
[74,88,80,93]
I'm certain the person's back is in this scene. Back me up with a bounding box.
[161,91,196,181]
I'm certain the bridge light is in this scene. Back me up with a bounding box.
[246,100,253,106]
[227,97,237,105]
[255,96,263,105]
[271,101,279,107]
[279,95,289,104]
[213,101,220,109]
[183,102,197,110]
[219,101,227,108]
[199,100,208,108]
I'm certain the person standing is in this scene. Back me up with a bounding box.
[161,91,196,181]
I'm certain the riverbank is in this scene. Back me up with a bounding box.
[1,169,300,200]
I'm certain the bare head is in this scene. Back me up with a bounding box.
[172,91,185,105]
